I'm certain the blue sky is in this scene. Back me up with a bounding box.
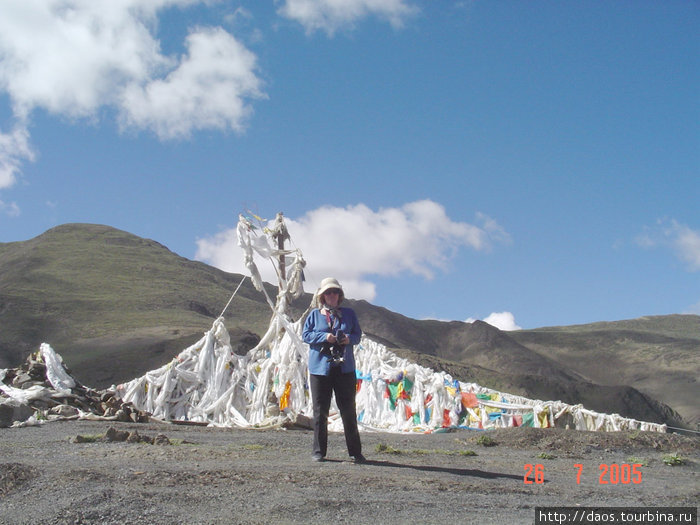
[0,1,698,330]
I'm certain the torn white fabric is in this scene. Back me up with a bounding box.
[40,343,76,394]
[113,314,667,433]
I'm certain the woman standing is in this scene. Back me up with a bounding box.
[302,277,365,463]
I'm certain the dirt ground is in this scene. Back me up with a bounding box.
[0,420,697,525]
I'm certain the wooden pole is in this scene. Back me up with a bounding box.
[277,228,285,281]
[272,211,290,285]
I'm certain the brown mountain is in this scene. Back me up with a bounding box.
[0,223,695,429]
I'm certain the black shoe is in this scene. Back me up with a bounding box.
[352,454,367,464]
[312,453,325,462]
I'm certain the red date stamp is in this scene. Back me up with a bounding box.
[596,463,643,484]
[524,463,643,484]
[524,463,545,484]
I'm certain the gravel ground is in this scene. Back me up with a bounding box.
[0,421,697,525]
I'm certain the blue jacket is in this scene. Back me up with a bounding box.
[303,307,362,375]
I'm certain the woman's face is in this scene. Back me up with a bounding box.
[323,288,341,308]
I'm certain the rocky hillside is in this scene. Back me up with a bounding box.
[1,224,696,429]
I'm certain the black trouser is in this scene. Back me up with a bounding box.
[309,368,362,458]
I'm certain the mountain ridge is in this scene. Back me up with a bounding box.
[1,223,696,429]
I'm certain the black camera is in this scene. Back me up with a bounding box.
[329,330,346,364]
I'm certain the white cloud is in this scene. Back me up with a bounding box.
[195,200,509,301]
[120,27,265,139]
[277,0,418,35]
[466,312,522,331]
[482,311,521,331]
[0,1,173,119]
[672,224,700,272]
[0,0,264,185]
[0,123,34,190]
[0,199,20,217]
[637,219,700,272]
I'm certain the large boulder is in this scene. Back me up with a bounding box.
[0,399,34,428]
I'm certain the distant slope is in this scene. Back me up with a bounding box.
[0,224,274,384]
[0,224,692,429]
[509,316,700,427]
[353,303,685,427]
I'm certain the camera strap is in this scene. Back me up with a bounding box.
[324,309,339,333]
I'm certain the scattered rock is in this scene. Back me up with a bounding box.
[83,426,173,445]
[0,401,34,429]
[104,427,129,442]
[0,351,151,427]
[153,434,171,446]
[11,372,34,388]
[48,405,80,418]
[282,413,313,430]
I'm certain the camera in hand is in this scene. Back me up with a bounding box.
[329,330,346,364]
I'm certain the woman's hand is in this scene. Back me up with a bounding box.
[326,333,349,345]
